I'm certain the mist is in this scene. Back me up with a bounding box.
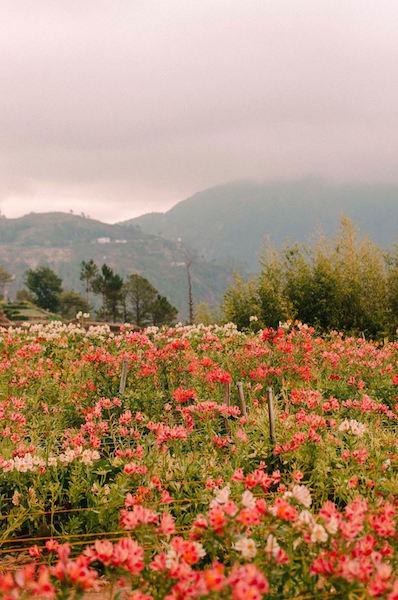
[1,0,397,222]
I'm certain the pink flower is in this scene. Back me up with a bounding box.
[94,539,113,564]
[158,512,176,535]
[29,545,42,558]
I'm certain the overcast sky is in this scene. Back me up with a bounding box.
[0,0,397,222]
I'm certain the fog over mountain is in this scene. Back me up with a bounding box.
[124,179,398,270]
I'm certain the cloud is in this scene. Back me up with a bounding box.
[0,0,397,221]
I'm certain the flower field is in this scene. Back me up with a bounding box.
[0,321,397,599]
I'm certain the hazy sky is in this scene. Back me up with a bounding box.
[1,0,398,222]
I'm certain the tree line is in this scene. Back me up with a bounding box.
[79,260,177,325]
[1,217,398,336]
[2,260,178,326]
[223,218,398,338]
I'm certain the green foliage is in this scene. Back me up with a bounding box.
[223,218,397,337]
[79,259,98,305]
[25,266,63,312]
[151,293,178,326]
[58,290,90,320]
[2,299,61,322]
[92,264,124,321]
[15,289,35,303]
[258,246,292,327]
[124,273,178,326]
[223,272,260,329]
[386,244,398,334]
[194,301,222,325]
[124,273,157,326]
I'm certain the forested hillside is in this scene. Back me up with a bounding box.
[0,213,233,318]
[126,179,398,269]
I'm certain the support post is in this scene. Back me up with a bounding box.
[224,381,231,407]
[224,381,231,432]
[266,386,276,445]
[119,357,129,395]
[237,381,247,417]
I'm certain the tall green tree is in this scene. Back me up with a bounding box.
[124,274,157,327]
[151,294,178,326]
[92,264,124,321]
[223,272,261,330]
[80,259,98,305]
[124,274,178,327]
[257,245,292,327]
[332,218,389,336]
[25,267,63,312]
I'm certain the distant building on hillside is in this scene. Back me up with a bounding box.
[95,237,127,244]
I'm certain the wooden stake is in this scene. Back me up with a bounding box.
[119,357,129,395]
[266,386,276,445]
[224,381,231,407]
[237,381,247,417]
[224,381,231,432]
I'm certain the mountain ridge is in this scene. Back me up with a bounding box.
[123,179,398,269]
[1,179,397,316]
[0,212,234,318]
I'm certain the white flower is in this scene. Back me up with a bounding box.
[12,490,20,506]
[292,485,312,508]
[310,524,328,543]
[249,315,258,322]
[165,548,178,569]
[349,420,367,436]
[338,419,367,437]
[325,516,339,535]
[193,541,206,559]
[210,484,230,507]
[13,455,35,472]
[81,449,100,465]
[241,490,256,509]
[265,534,280,558]
[58,448,75,464]
[234,537,257,559]
[339,419,350,432]
[298,510,315,527]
